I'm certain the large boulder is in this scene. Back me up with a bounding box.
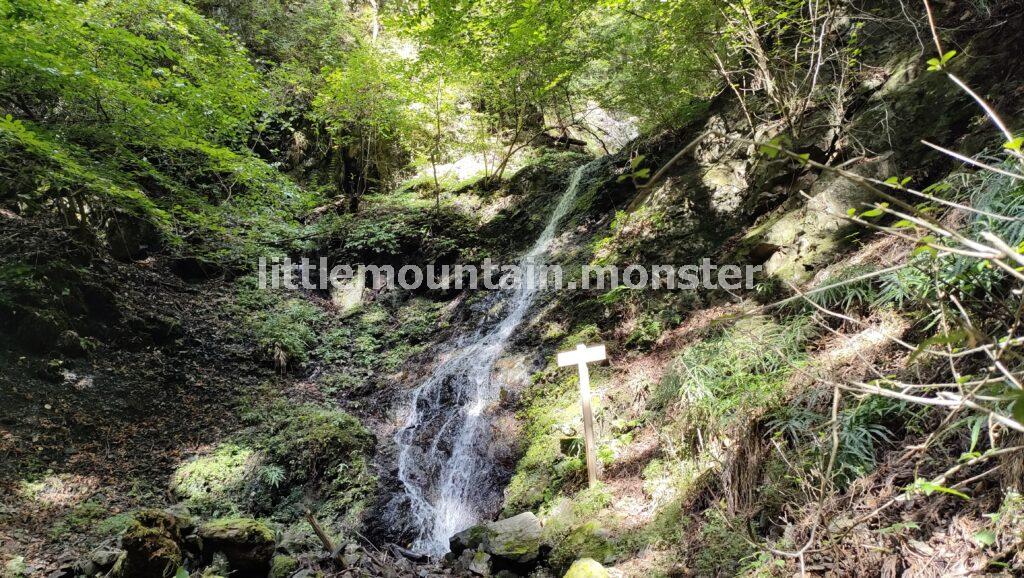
[450,512,544,566]
[563,558,610,578]
[198,518,275,576]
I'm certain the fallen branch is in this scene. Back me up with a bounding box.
[305,509,336,555]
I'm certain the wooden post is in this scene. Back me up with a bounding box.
[557,343,606,488]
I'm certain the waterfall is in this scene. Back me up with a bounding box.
[393,162,592,556]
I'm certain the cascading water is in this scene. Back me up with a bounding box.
[394,162,594,556]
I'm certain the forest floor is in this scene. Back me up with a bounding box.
[0,259,283,576]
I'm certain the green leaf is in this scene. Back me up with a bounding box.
[859,203,888,218]
[633,167,650,179]
[1004,137,1024,152]
[974,530,996,547]
[892,219,914,229]
[927,50,957,71]
[909,330,968,363]
[630,154,646,169]
[175,569,189,578]
[909,478,970,500]
[1012,391,1024,425]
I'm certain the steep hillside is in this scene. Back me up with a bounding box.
[3,0,1024,577]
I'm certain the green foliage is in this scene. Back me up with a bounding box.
[769,395,919,488]
[693,508,756,576]
[263,404,373,483]
[49,500,110,539]
[651,316,812,439]
[806,264,878,312]
[253,299,323,365]
[624,313,662,350]
[0,0,312,263]
[875,167,1024,320]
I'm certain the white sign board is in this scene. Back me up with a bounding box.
[557,344,607,367]
[556,343,607,488]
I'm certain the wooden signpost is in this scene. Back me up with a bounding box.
[557,343,606,488]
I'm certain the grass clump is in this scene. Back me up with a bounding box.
[692,508,756,577]
[651,316,812,439]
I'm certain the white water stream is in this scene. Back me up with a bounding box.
[393,162,592,556]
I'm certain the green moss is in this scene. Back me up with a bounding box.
[563,558,610,578]
[200,517,274,544]
[269,555,299,578]
[265,404,372,482]
[171,444,253,512]
[503,378,583,513]
[549,521,615,571]
[115,510,188,578]
[95,512,136,536]
[198,518,276,574]
[559,324,602,350]
[49,500,110,538]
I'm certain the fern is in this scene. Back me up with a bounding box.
[260,465,286,488]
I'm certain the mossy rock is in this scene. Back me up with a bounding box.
[198,518,275,576]
[111,510,191,578]
[450,524,490,555]
[549,521,614,571]
[269,554,299,578]
[265,404,374,483]
[563,558,610,578]
[487,512,544,564]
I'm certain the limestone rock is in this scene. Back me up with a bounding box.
[744,154,894,283]
[329,271,364,313]
[562,558,610,578]
[198,518,275,576]
[702,160,747,213]
[469,550,492,576]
